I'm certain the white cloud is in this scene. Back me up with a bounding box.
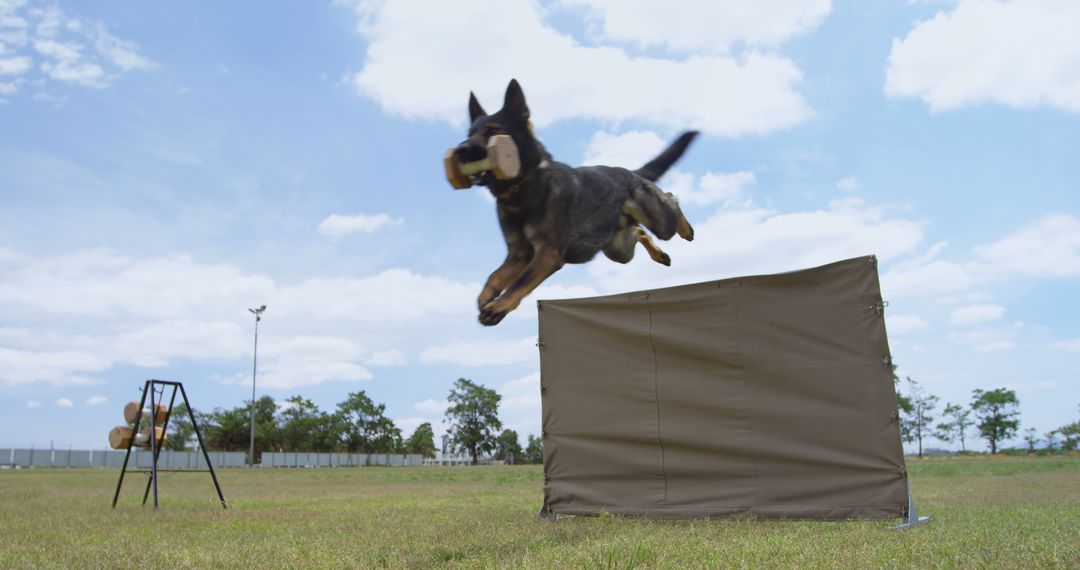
[0,247,482,387]
[582,130,666,167]
[974,340,1016,352]
[420,336,538,367]
[85,395,107,406]
[342,0,814,135]
[318,213,403,238]
[564,0,831,54]
[0,347,109,385]
[499,371,540,412]
[257,336,373,389]
[54,397,73,408]
[393,416,429,437]
[1051,338,1080,352]
[836,176,860,191]
[26,399,40,408]
[973,214,1080,277]
[882,215,1080,299]
[414,398,448,414]
[886,314,928,334]
[367,350,406,366]
[948,328,1016,353]
[91,22,152,72]
[950,304,1005,325]
[0,249,476,325]
[886,0,1080,113]
[0,54,29,75]
[883,259,973,299]
[0,1,152,95]
[667,170,757,208]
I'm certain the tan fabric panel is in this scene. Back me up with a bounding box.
[538,256,908,519]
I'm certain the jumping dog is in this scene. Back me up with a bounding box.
[454,79,697,326]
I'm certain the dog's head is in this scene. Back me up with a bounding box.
[454,79,544,188]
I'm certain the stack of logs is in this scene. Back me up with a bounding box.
[108,401,169,450]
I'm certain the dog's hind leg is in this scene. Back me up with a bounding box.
[602,225,638,264]
[635,227,671,266]
[669,192,694,241]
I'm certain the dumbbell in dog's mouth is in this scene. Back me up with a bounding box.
[454,141,495,185]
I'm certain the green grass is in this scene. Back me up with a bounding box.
[1,456,1077,568]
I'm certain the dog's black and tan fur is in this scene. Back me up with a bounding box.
[457,79,697,326]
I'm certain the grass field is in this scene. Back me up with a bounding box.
[1,456,1077,568]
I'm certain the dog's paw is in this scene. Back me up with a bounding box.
[659,252,671,266]
[478,306,508,326]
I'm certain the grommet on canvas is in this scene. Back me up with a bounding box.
[881,354,892,366]
[535,339,544,349]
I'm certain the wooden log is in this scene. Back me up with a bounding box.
[486,135,520,180]
[444,148,472,189]
[109,426,135,450]
[123,401,168,425]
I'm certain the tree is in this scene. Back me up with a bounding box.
[524,434,543,465]
[279,396,339,452]
[934,402,974,452]
[893,366,914,442]
[494,429,523,464]
[405,422,437,458]
[165,403,196,451]
[201,406,250,451]
[445,378,502,465]
[901,377,939,458]
[971,388,1020,454]
[1057,405,1080,451]
[335,391,400,453]
[1022,427,1039,453]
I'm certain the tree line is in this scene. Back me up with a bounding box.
[166,370,1077,463]
[896,370,1079,457]
[164,378,543,465]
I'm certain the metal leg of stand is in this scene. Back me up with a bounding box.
[142,384,178,506]
[893,490,931,530]
[111,380,150,508]
[181,383,228,509]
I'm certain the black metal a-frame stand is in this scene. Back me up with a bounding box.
[111,379,227,510]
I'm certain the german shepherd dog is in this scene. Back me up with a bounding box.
[456,79,697,326]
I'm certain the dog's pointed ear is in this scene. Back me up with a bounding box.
[503,78,529,120]
[468,92,487,124]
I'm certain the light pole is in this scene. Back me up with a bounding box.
[248,304,266,467]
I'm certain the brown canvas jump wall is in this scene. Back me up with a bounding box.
[538,256,909,519]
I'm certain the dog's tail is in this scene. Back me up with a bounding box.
[635,131,699,182]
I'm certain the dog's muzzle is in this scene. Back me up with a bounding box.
[443,135,521,190]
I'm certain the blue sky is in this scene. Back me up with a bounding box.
[2,0,1078,453]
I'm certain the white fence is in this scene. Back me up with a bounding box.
[0,448,426,468]
[259,452,424,467]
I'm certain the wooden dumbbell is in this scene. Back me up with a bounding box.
[123,401,168,425]
[108,425,167,450]
[443,135,521,190]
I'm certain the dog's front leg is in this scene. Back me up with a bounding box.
[479,247,564,326]
[477,251,530,310]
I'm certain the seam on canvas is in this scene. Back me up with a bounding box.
[645,293,668,505]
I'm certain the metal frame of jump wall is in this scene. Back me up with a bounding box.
[110,379,227,510]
